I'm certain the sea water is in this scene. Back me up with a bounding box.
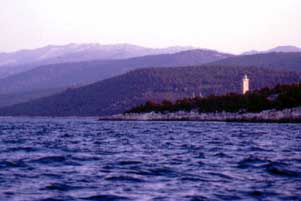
[0,117,300,201]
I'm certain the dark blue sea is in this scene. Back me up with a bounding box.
[0,117,300,201]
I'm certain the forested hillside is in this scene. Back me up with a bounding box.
[128,83,301,114]
[211,52,301,72]
[0,65,299,116]
[0,49,231,108]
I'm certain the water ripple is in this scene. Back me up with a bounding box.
[0,117,300,200]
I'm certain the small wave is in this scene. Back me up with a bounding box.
[123,166,178,177]
[41,173,63,179]
[71,155,101,162]
[3,191,14,195]
[207,172,233,180]
[237,156,268,168]
[0,160,27,169]
[151,196,169,201]
[105,175,144,183]
[249,146,270,152]
[248,190,264,197]
[139,167,178,177]
[213,152,230,158]
[214,193,243,200]
[116,160,142,166]
[32,156,67,164]
[180,176,204,182]
[264,162,301,177]
[37,196,74,201]
[30,155,81,167]
[196,152,205,158]
[82,194,129,200]
[184,195,211,201]
[5,146,38,152]
[42,183,77,191]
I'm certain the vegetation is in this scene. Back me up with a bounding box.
[0,49,231,108]
[127,83,301,114]
[211,52,301,72]
[0,65,299,116]
[1,52,301,110]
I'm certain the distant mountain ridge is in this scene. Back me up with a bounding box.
[0,49,232,94]
[1,43,299,78]
[0,51,300,108]
[0,49,232,107]
[0,43,196,78]
[269,45,301,53]
[243,45,301,55]
[0,44,300,111]
[211,52,301,72]
[1,43,299,68]
[0,43,196,66]
[0,65,299,116]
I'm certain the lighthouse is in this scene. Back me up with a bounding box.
[242,74,249,94]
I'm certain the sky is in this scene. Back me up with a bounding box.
[0,0,300,54]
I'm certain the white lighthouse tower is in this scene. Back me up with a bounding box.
[242,74,249,94]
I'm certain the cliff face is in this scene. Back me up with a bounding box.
[99,107,301,123]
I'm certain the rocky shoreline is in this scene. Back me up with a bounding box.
[99,107,301,123]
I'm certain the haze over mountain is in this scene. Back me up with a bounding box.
[0,50,300,109]
[243,45,301,55]
[0,43,195,78]
[1,43,300,79]
[0,43,300,110]
[269,46,301,53]
[211,52,301,72]
[0,49,232,107]
[0,65,299,116]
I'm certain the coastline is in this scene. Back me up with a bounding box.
[98,107,301,123]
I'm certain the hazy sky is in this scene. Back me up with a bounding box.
[1,0,300,53]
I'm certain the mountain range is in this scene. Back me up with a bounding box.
[0,43,195,79]
[211,52,301,72]
[1,43,300,79]
[0,65,299,116]
[243,45,301,55]
[0,49,232,107]
[0,43,300,116]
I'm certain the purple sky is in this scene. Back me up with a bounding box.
[1,0,300,54]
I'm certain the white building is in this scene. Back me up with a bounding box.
[242,74,249,94]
